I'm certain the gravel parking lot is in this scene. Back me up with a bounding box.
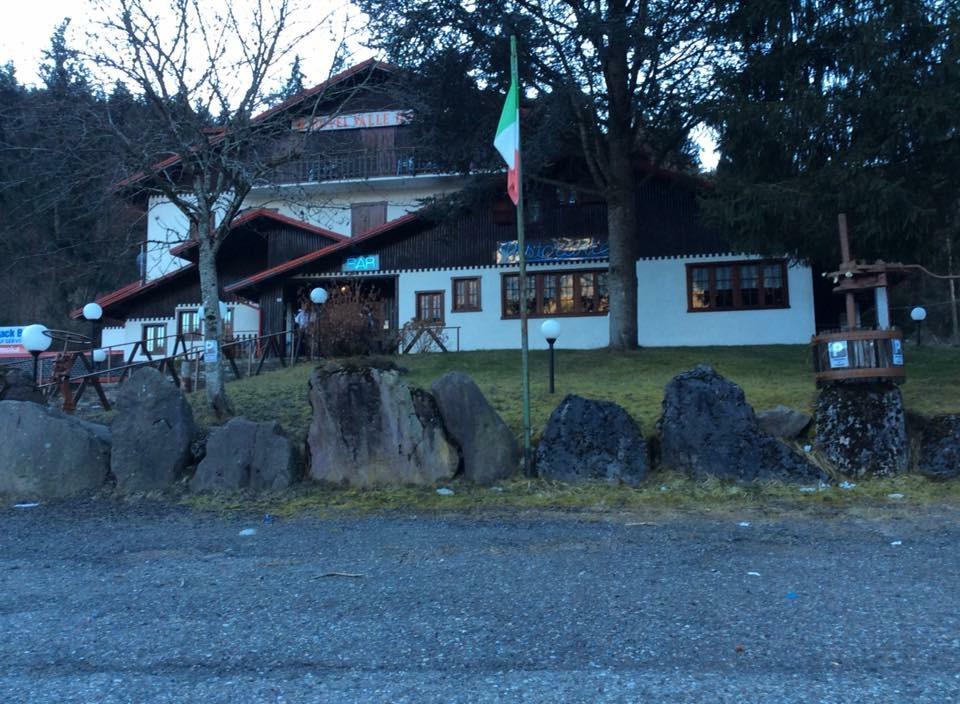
[1,500,958,703]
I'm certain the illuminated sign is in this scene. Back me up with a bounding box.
[496,238,609,265]
[0,326,24,346]
[292,111,412,132]
[343,255,380,272]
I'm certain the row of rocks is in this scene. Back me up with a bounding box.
[2,362,957,500]
[0,368,299,500]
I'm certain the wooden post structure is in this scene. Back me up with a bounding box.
[838,214,858,330]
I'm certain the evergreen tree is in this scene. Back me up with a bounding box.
[705,1,958,266]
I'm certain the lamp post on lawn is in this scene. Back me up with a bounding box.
[82,302,103,348]
[911,306,927,346]
[21,324,52,386]
[308,288,329,358]
[540,319,561,394]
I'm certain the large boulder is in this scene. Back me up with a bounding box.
[191,417,296,492]
[111,367,195,492]
[916,415,960,480]
[0,400,109,499]
[0,367,45,404]
[307,364,458,487]
[756,405,812,440]
[430,372,519,484]
[814,383,908,478]
[658,365,823,482]
[535,394,648,485]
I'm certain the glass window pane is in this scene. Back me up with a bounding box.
[579,273,595,312]
[714,266,734,308]
[763,264,785,305]
[524,276,537,315]
[691,267,711,309]
[739,265,759,307]
[504,276,519,316]
[542,275,557,314]
[559,274,574,312]
[597,273,609,313]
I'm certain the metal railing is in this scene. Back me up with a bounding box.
[37,329,292,412]
[261,147,445,185]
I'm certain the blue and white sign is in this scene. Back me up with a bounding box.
[828,340,850,369]
[0,326,24,346]
[343,255,380,272]
[496,237,609,265]
[891,338,904,366]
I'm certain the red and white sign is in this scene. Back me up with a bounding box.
[292,110,412,132]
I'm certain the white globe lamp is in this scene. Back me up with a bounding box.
[82,302,103,321]
[540,319,562,394]
[22,324,51,385]
[310,287,328,305]
[92,348,107,364]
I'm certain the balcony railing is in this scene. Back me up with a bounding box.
[259,148,446,186]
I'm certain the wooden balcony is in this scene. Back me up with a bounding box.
[259,148,445,186]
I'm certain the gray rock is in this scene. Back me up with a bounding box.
[535,394,648,485]
[192,417,295,492]
[307,364,458,487]
[917,415,960,480]
[0,368,45,404]
[111,367,195,492]
[814,383,908,478]
[430,372,519,484]
[658,365,823,482]
[0,400,109,499]
[757,405,812,440]
[75,419,111,446]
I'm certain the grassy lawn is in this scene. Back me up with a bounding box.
[189,344,960,444]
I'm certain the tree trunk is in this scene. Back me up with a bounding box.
[197,235,232,418]
[948,234,959,344]
[606,184,639,350]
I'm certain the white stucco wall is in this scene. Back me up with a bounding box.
[244,178,463,236]
[635,255,815,346]
[397,263,611,352]
[395,255,816,352]
[100,302,260,361]
[144,197,191,281]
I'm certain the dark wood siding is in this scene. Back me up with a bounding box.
[265,226,338,268]
[299,176,727,274]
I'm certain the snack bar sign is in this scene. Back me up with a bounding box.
[0,326,24,346]
[496,237,609,265]
[292,111,412,132]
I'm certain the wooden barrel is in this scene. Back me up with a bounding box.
[811,329,905,385]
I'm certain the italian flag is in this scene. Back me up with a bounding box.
[494,79,520,205]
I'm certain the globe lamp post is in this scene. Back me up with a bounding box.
[540,319,561,394]
[911,306,927,346]
[309,287,328,305]
[22,324,52,385]
[83,301,103,349]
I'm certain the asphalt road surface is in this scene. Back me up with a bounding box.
[1,500,958,703]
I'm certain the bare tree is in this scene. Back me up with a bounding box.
[90,0,350,416]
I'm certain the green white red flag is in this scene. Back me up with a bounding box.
[493,78,520,205]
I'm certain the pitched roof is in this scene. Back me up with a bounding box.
[116,59,396,191]
[225,212,421,293]
[69,264,197,319]
[169,208,348,259]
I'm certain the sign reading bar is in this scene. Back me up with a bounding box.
[343,255,380,272]
[496,237,609,265]
[0,326,24,346]
[292,111,412,133]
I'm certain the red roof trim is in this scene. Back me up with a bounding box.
[70,264,198,319]
[225,212,420,293]
[169,209,349,259]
